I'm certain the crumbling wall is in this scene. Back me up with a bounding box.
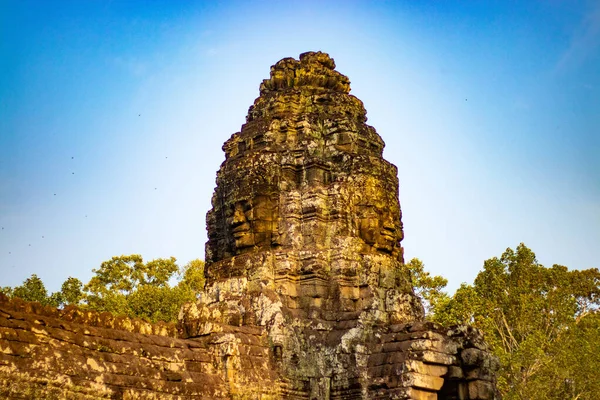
[0,294,497,399]
[0,51,500,400]
[0,294,278,399]
[366,322,498,400]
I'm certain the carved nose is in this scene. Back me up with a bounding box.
[232,207,246,225]
[381,217,396,238]
[383,217,395,230]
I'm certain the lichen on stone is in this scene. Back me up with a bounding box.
[0,52,498,400]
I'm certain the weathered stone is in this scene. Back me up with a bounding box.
[402,371,445,391]
[0,52,498,399]
[461,348,486,367]
[446,365,465,380]
[404,387,439,400]
[405,359,448,377]
[468,380,495,400]
[192,51,498,399]
[421,350,458,366]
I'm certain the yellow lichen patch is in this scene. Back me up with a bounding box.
[86,357,104,372]
[0,344,12,355]
[30,326,47,336]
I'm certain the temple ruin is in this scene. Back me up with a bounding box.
[0,52,498,399]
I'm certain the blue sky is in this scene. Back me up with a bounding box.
[1,0,599,293]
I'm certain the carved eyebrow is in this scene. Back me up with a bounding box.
[359,205,378,212]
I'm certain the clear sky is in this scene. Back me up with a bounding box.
[1,0,599,294]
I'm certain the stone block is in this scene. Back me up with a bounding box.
[402,372,445,391]
[445,365,464,380]
[468,380,495,399]
[461,348,485,366]
[404,387,438,400]
[466,367,495,382]
[404,360,448,377]
[421,351,457,366]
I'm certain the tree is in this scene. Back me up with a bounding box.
[405,258,449,318]
[1,255,206,323]
[84,254,147,297]
[6,274,84,308]
[82,255,204,322]
[178,259,205,292]
[433,244,600,400]
[120,258,205,323]
[59,277,84,306]
[127,284,194,323]
[11,274,51,305]
[83,255,179,316]
[430,282,479,327]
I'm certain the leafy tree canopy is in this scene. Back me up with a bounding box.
[405,257,448,317]
[11,274,53,306]
[5,256,205,323]
[430,243,600,400]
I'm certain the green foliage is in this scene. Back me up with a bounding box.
[82,255,200,322]
[2,255,205,323]
[179,259,205,292]
[405,258,449,317]
[433,243,600,400]
[430,283,479,326]
[127,284,194,323]
[12,274,51,305]
[60,277,84,305]
[84,254,161,296]
[118,258,206,323]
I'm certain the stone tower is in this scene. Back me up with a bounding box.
[0,52,497,399]
[180,52,499,399]
[205,51,422,324]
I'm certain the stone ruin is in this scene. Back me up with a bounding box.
[0,52,498,399]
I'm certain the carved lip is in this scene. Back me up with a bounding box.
[232,224,250,237]
[380,228,396,242]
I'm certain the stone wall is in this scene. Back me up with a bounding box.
[365,322,498,400]
[0,294,278,399]
[0,293,497,399]
[0,52,499,399]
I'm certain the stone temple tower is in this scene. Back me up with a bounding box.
[180,52,499,399]
[0,52,497,399]
[205,51,423,324]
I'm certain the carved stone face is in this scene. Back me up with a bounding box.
[354,177,403,253]
[205,51,407,274]
[357,204,399,253]
[225,195,275,252]
[228,200,253,249]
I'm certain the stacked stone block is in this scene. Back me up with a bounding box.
[0,52,498,399]
[0,294,278,399]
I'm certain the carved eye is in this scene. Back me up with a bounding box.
[241,201,252,213]
[224,201,251,220]
[359,205,378,219]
